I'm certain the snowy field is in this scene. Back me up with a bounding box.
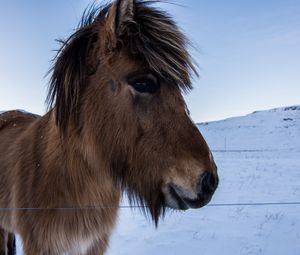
[15,105,300,254]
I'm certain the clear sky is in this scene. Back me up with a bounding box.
[0,0,299,122]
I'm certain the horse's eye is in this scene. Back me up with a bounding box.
[128,75,160,94]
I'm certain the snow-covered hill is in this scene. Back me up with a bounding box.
[107,105,300,255]
[199,105,300,151]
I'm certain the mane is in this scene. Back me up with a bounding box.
[125,1,198,88]
[47,0,197,132]
[46,4,110,132]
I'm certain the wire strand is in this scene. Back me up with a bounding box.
[206,202,300,207]
[0,202,299,211]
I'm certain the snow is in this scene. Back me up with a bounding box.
[15,105,300,254]
[200,105,300,151]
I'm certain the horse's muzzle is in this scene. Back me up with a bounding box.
[164,172,219,210]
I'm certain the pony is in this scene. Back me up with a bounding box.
[0,0,218,254]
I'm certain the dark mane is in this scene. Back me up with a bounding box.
[46,4,111,132]
[126,1,198,88]
[47,1,197,132]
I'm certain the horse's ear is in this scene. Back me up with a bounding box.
[106,0,136,48]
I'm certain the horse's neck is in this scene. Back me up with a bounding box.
[38,113,119,206]
[44,112,102,174]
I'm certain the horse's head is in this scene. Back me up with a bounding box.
[48,0,218,224]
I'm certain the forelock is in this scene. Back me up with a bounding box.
[118,1,198,90]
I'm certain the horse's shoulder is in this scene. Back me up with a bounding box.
[0,110,40,130]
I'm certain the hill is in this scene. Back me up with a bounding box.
[199,105,300,151]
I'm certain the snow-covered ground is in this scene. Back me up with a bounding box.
[15,105,300,254]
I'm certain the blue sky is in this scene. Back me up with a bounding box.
[0,0,299,122]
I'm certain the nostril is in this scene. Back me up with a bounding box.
[198,172,218,194]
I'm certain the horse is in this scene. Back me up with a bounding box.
[0,0,218,254]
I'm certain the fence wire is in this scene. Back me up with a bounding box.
[0,201,299,211]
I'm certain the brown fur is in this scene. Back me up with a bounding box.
[0,1,217,254]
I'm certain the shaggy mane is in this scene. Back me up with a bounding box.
[47,0,197,131]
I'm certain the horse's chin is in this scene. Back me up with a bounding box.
[164,196,212,211]
[162,185,213,211]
